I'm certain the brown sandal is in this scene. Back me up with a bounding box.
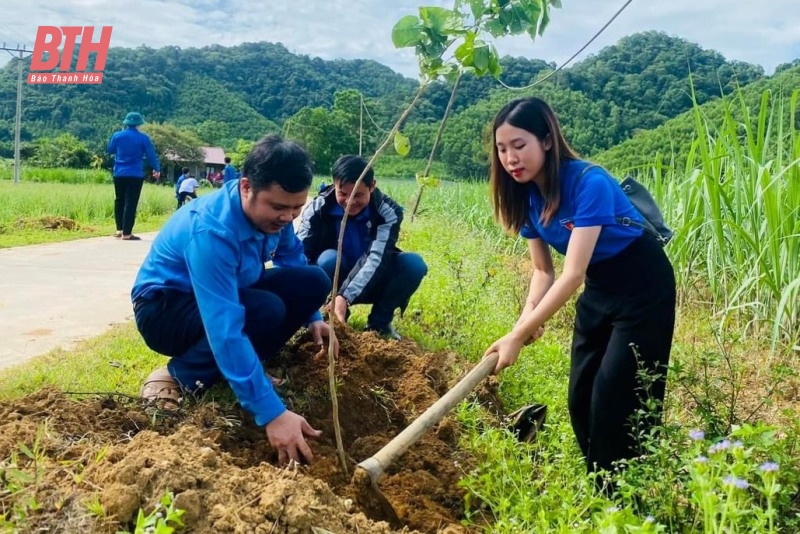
[140,367,182,410]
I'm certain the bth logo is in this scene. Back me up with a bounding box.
[27,26,112,85]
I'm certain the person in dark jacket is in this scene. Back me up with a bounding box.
[107,112,160,240]
[297,155,427,340]
[174,167,190,202]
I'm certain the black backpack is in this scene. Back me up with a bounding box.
[578,164,673,246]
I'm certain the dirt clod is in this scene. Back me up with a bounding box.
[0,326,503,533]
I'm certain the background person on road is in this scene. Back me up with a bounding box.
[107,112,160,241]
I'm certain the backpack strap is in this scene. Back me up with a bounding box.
[572,163,671,245]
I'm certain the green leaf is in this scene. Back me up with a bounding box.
[515,0,540,24]
[392,15,424,48]
[484,18,506,37]
[538,3,550,36]
[507,12,527,34]
[469,0,486,20]
[473,41,491,72]
[454,31,476,65]
[19,443,35,460]
[394,131,411,157]
[488,45,503,78]
[419,6,464,34]
[8,468,34,484]
[434,64,458,78]
[416,174,441,187]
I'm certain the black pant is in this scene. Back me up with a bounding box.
[568,234,676,474]
[176,191,197,210]
[133,266,331,389]
[113,177,144,235]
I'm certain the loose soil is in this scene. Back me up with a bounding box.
[0,326,505,533]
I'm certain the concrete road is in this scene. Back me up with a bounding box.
[0,233,157,370]
[0,203,311,371]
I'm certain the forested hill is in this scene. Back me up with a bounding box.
[0,41,418,151]
[0,31,775,177]
[593,63,800,173]
[408,32,769,178]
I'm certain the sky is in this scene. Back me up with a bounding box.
[1,0,799,79]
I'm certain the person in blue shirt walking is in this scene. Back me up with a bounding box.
[484,97,676,484]
[297,155,427,340]
[223,157,238,184]
[107,112,161,240]
[133,134,337,465]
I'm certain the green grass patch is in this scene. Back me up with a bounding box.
[0,180,205,248]
[0,323,161,400]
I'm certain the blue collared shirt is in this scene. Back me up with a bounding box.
[520,159,643,263]
[223,164,238,183]
[132,180,320,425]
[107,127,160,178]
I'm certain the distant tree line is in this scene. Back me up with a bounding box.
[0,31,775,178]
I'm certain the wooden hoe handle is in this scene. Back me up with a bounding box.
[356,352,499,482]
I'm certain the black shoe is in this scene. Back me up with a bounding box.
[365,323,401,340]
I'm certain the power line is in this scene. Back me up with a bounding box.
[360,96,390,134]
[497,0,635,91]
[0,22,35,48]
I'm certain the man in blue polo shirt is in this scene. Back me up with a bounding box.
[223,156,238,183]
[132,134,337,465]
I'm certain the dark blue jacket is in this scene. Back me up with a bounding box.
[297,186,403,304]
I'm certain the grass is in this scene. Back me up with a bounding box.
[0,180,206,248]
[3,197,797,532]
[0,165,111,184]
[0,323,161,400]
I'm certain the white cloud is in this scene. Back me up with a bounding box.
[1,0,798,77]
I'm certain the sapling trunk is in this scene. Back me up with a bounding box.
[326,83,429,475]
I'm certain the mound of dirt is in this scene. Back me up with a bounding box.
[0,326,504,533]
[14,216,81,230]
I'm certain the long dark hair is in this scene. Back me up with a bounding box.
[490,97,579,233]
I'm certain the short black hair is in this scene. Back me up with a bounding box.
[182,167,190,174]
[242,134,313,193]
[331,155,374,186]
[224,156,231,163]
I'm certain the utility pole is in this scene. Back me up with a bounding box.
[1,43,33,184]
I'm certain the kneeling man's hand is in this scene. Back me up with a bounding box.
[266,410,322,465]
[308,320,339,358]
[333,295,349,324]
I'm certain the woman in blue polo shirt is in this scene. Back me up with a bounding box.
[107,112,161,240]
[484,97,676,481]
